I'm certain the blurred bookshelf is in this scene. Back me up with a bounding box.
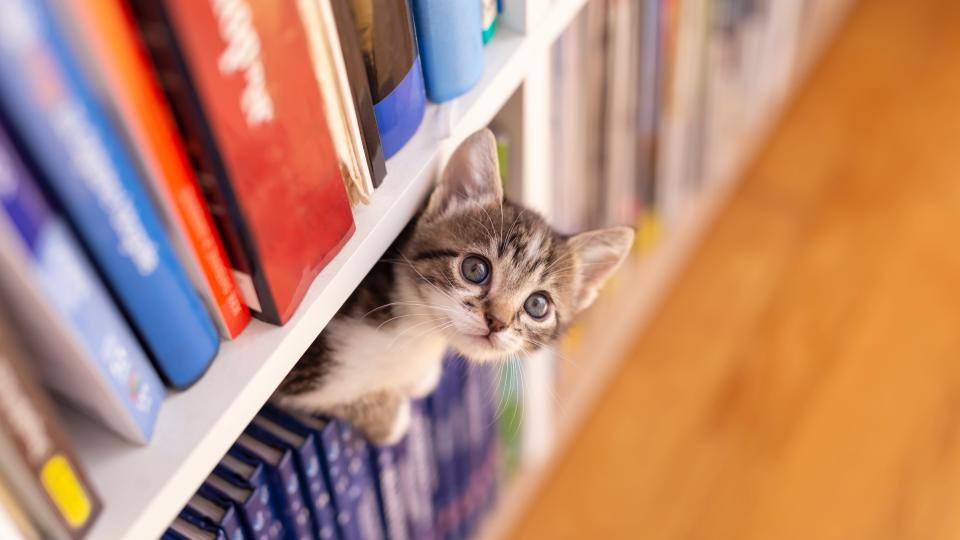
[0,0,855,539]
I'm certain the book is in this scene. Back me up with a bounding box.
[427,361,461,540]
[263,410,367,540]
[398,401,436,540]
[410,0,485,103]
[336,422,386,540]
[0,310,101,539]
[63,0,251,340]
[0,0,220,388]
[251,412,338,540]
[346,0,426,157]
[481,0,499,44]
[298,0,384,206]
[163,515,227,540]
[208,458,285,540]
[233,433,314,540]
[131,0,356,326]
[368,443,409,540]
[0,126,164,444]
[185,488,247,540]
[329,0,387,188]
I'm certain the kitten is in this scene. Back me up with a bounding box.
[274,129,634,443]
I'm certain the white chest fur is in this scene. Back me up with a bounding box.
[278,315,448,411]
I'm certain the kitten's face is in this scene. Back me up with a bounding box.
[397,130,634,362]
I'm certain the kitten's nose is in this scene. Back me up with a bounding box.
[484,313,507,334]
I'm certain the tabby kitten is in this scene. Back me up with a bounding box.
[274,129,634,443]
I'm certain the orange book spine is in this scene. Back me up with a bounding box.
[70,0,251,338]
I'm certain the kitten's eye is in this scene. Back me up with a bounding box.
[524,292,550,319]
[460,255,490,284]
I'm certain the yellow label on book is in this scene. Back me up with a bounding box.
[40,454,92,528]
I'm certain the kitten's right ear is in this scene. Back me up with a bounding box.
[425,129,504,219]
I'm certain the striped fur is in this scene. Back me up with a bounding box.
[274,130,634,443]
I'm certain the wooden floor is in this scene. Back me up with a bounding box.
[509,1,960,539]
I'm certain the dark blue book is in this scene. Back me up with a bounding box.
[0,0,219,388]
[283,412,380,540]
[336,421,387,540]
[164,515,227,540]
[207,457,285,540]
[399,400,437,540]
[234,433,314,540]
[369,441,409,540]
[187,487,248,540]
[428,360,463,540]
[461,364,497,535]
[256,408,338,540]
[447,360,472,539]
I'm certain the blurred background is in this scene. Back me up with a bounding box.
[1,0,956,539]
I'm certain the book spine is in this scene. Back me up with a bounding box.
[0,128,163,443]
[428,361,461,540]
[193,486,247,540]
[0,312,102,539]
[330,0,387,187]
[240,429,315,540]
[346,0,426,157]
[369,443,409,540]
[210,464,285,540]
[314,419,365,540]
[399,400,436,540]
[410,0,485,102]
[255,407,338,540]
[65,0,251,339]
[336,421,386,540]
[0,0,220,388]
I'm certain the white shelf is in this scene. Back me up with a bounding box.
[70,1,589,539]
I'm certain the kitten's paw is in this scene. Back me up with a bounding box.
[368,398,411,446]
[408,360,443,398]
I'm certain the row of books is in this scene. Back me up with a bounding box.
[486,0,853,478]
[163,357,498,540]
[0,0,516,441]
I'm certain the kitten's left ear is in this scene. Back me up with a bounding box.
[425,129,504,218]
[569,226,635,312]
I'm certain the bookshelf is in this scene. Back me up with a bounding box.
[51,0,857,538]
[71,1,589,539]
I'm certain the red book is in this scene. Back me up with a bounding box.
[131,0,356,325]
[66,0,251,338]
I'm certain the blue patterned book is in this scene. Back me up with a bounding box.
[0,0,219,388]
[400,400,437,540]
[428,361,463,540]
[0,125,163,444]
[253,410,338,540]
[208,458,285,540]
[336,421,386,540]
[187,487,248,540]
[369,441,409,540]
[238,428,315,540]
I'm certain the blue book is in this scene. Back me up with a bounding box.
[0,125,163,443]
[447,360,472,539]
[253,410,338,540]
[208,458,285,540]
[164,515,227,540]
[237,428,316,540]
[285,412,380,540]
[369,442,410,540]
[336,421,387,540]
[460,364,497,535]
[400,400,437,540]
[0,0,219,388]
[428,360,463,540]
[187,487,248,540]
[410,0,485,102]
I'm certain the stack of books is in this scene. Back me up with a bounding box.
[163,358,498,540]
